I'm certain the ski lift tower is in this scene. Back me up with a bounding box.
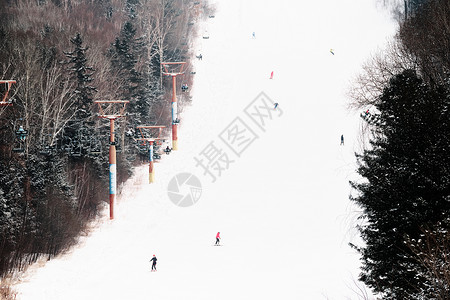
[161,62,186,151]
[0,80,16,106]
[136,125,165,183]
[94,100,129,220]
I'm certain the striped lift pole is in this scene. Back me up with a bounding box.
[95,100,129,220]
[161,62,186,151]
[137,125,165,183]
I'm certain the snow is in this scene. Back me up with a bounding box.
[13,0,396,299]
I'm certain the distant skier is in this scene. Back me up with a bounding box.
[340,134,344,146]
[198,54,203,60]
[274,102,279,109]
[270,71,274,79]
[330,48,335,55]
[150,255,157,271]
[252,31,256,39]
[215,232,221,245]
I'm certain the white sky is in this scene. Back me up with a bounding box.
[13,0,397,299]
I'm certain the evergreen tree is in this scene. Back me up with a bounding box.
[110,21,149,125]
[0,161,27,274]
[64,32,96,122]
[405,0,429,16]
[125,0,140,19]
[351,69,450,299]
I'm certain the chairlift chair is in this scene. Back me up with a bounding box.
[89,137,102,155]
[12,125,28,153]
[62,137,73,152]
[40,145,56,156]
[70,140,82,157]
[16,126,28,141]
[12,145,25,153]
[39,145,51,156]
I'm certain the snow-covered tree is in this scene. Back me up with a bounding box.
[351,69,450,299]
[64,32,96,122]
[109,20,150,126]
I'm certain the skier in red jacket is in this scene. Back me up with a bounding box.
[215,232,221,246]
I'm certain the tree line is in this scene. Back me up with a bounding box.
[0,0,209,287]
[350,0,450,298]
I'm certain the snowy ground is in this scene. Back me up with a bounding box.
[13,0,396,299]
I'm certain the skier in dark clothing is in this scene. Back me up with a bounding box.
[150,255,157,271]
[340,134,344,146]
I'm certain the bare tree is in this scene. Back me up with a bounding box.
[148,0,176,87]
[348,37,417,111]
[37,62,77,146]
[406,225,450,300]
[399,0,450,86]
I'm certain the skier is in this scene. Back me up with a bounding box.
[330,48,335,55]
[274,102,279,110]
[198,54,203,60]
[270,71,274,79]
[215,232,221,246]
[252,31,255,39]
[150,254,157,271]
[165,146,171,154]
[340,134,344,146]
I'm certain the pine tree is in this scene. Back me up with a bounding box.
[64,32,96,122]
[110,21,149,125]
[351,69,450,299]
[125,0,140,19]
[405,0,428,16]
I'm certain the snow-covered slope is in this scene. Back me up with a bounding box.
[14,0,396,299]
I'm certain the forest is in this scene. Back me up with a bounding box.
[0,0,210,295]
[0,0,449,299]
[350,0,450,298]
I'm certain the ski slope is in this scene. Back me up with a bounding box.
[14,0,396,299]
